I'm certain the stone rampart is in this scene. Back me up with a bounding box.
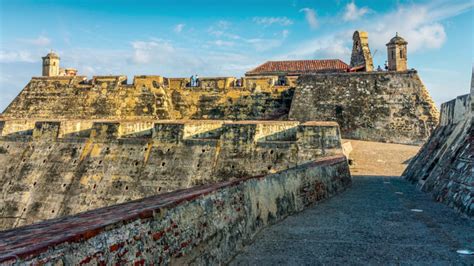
[403,71,473,216]
[2,75,294,121]
[0,155,351,265]
[289,70,439,144]
[0,119,343,229]
[2,71,439,145]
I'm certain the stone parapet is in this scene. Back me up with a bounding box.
[0,155,351,265]
[403,72,473,216]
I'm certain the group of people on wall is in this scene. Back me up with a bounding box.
[189,74,200,87]
[376,61,390,71]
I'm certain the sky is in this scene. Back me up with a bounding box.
[0,0,472,111]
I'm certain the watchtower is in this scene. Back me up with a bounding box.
[386,33,408,71]
[42,52,60,77]
[350,30,374,72]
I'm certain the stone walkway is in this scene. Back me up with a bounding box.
[231,175,474,265]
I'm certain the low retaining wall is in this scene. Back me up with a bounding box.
[0,155,350,265]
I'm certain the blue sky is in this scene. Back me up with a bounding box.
[0,0,472,111]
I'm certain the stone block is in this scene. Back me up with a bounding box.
[32,121,61,140]
[90,122,120,141]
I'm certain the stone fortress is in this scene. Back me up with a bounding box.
[0,30,470,264]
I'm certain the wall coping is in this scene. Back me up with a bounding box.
[300,69,418,77]
[0,155,346,262]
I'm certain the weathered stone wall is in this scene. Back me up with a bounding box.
[350,31,374,71]
[2,75,294,121]
[0,155,351,265]
[2,71,439,145]
[289,70,439,144]
[0,119,342,229]
[403,72,473,216]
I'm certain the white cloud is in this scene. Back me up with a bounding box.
[130,39,175,64]
[300,8,318,29]
[174,23,185,33]
[280,33,351,60]
[246,38,284,52]
[343,1,370,21]
[207,20,241,40]
[285,0,471,64]
[0,50,37,63]
[252,17,293,27]
[282,30,290,38]
[19,35,51,46]
[366,4,452,52]
[213,40,235,47]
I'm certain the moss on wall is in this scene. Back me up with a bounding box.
[289,71,439,144]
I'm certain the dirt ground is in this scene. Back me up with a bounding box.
[342,139,421,176]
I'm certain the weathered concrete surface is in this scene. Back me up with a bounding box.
[232,175,474,265]
[403,73,473,216]
[0,156,351,265]
[289,71,439,145]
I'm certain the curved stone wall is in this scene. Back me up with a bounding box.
[289,71,439,144]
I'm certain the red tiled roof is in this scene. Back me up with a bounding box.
[246,59,349,75]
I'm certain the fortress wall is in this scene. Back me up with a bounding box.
[439,94,471,126]
[32,122,60,140]
[289,71,439,145]
[0,119,343,229]
[2,76,294,121]
[403,72,473,216]
[0,155,351,265]
[1,119,35,137]
[165,80,294,120]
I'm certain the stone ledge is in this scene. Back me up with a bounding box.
[0,155,349,264]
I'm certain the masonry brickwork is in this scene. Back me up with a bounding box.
[2,71,438,144]
[403,71,473,216]
[0,119,343,229]
[0,155,350,265]
[2,75,294,121]
[0,30,442,236]
[288,70,439,144]
[350,31,374,71]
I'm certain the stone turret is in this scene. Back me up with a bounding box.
[42,52,60,77]
[350,30,374,72]
[386,33,408,71]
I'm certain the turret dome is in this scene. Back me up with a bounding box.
[387,33,407,45]
[44,51,60,59]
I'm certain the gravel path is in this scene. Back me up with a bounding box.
[231,175,474,265]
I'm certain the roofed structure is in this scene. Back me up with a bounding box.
[245,59,349,76]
